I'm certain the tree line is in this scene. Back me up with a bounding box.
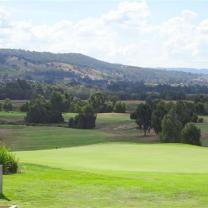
[131,100,201,146]
[2,79,208,102]
[23,92,126,129]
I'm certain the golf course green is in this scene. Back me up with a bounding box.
[1,113,208,207]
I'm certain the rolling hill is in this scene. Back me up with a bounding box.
[0,48,207,85]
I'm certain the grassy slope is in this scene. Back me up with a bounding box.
[17,143,208,173]
[2,144,208,208]
[1,112,208,207]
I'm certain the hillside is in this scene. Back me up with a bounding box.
[0,49,207,85]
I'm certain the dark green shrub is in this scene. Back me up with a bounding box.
[197,118,204,123]
[0,146,18,174]
[160,110,182,143]
[3,98,13,111]
[68,105,96,129]
[114,102,126,113]
[181,123,201,146]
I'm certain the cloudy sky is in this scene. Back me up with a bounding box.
[0,0,208,68]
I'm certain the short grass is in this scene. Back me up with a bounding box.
[0,111,25,123]
[17,143,208,174]
[1,143,208,207]
[0,125,108,151]
[1,112,208,207]
[0,113,157,151]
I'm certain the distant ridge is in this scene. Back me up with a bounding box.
[0,48,207,85]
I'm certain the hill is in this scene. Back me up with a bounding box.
[0,49,207,85]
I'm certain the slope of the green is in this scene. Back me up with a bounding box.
[1,144,208,207]
[16,143,208,174]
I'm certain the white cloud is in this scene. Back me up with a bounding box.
[0,1,207,68]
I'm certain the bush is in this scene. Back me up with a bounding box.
[114,102,126,113]
[0,146,18,174]
[68,105,96,129]
[26,96,64,123]
[3,98,13,111]
[197,118,204,123]
[181,123,201,146]
[160,110,182,143]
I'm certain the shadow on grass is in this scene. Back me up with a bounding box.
[0,193,10,201]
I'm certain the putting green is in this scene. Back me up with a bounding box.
[17,143,208,174]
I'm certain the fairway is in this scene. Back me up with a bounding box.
[17,143,208,173]
[1,113,208,207]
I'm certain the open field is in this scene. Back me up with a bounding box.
[0,112,208,207]
[0,111,25,124]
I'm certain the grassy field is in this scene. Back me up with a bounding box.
[1,144,208,207]
[0,111,25,124]
[0,112,208,207]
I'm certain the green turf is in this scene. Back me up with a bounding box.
[1,144,208,207]
[16,143,208,174]
[1,113,208,207]
[0,125,108,151]
[0,111,25,123]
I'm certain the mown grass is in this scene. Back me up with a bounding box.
[0,112,208,207]
[0,125,108,151]
[0,111,25,123]
[1,144,208,207]
[17,143,208,173]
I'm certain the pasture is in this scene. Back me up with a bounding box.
[0,111,208,207]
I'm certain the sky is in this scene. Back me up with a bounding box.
[0,0,208,68]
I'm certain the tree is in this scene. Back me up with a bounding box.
[68,104,96,129]
[133,103,152,136]
[50,91,66,112]
[151,101,168,134]
[25,96,51,123]
[160,109,182,143]
[195,102,205,115]
[89,93,107,113]
[25,96,64,123]
[114,102,126,113]
[175,101,197,126]
[3,98,13,111]
[181,123,201,146]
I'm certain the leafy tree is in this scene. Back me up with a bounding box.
[26,96,50,123]
[175,101,197,126]
[3,98,13,111]
[151,101,168,134]
[0,103,2,111]
[68,104,96,129]
[50,91,66,112]
[195,102,205,115]
[26,96,64,123]
[160,109,182,143]
[89,93,107,113]
[133,103,152,136]
[114,102,126,113]
[181,123,201,146]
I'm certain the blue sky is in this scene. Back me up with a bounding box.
[0,0,208,68]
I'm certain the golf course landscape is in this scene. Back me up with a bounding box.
[1,112,208,207]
